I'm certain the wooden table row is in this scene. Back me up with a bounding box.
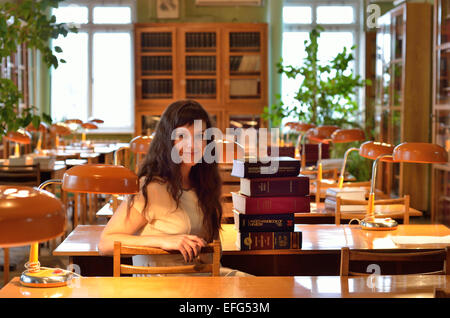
[1,275,448,298]
[52,223,450,276]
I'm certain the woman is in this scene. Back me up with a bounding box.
[99,100,240,275]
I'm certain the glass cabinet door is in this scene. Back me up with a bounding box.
[438,0,450,46]
[436,48,450,105]
[183,30,219,101]
[228,31,263,101]
[138,30,174,100]
[435,109,450,162]
[434,168,450,226]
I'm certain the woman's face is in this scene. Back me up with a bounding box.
[172,120,207,167]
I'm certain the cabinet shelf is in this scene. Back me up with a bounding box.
[135,23,267,134]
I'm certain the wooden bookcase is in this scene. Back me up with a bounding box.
[432,0,450,226]
[134,23,268,137]
[374,3,432,211]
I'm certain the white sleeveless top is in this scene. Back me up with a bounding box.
[130,180,210,274]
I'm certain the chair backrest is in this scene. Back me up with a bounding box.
[0,163,41,187]
[335,195,410,225]
[340,246,450,276]
[113,240,222,277]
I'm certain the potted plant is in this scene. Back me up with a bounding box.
[0,0,77,137]
[263,26,372,180]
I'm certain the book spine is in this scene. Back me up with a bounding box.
[236,212,295,232]
[231,161,300,178]
[247,178,309,197]
[244,196,310,214]
[238,232,302,250]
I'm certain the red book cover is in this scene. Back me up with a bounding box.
[240,176,310,197]
[231,192,310,214]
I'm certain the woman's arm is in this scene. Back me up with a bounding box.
[98,200,207,262]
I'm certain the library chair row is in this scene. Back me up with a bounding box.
[334,195,411,225]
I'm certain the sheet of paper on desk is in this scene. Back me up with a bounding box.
[391,235,450,245]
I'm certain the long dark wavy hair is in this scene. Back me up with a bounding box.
[128,100,222,242]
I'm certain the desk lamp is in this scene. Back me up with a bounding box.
[88,118,104,124]
[50,123,72,148]
[292,123,316,170]
[4,129,32,157]
[303,125,339,181]
[22,164,139,287]
[357,141,397,230]
[64,119,83,145]
[0,185,66,287]
[80,122,98,145]
[26,122,49,153]
[330,128,366,188]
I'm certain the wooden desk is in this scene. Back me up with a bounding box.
[96,201,422,225]
[53,224,450,276]
[1,275,449,298]
[296,203,423,224]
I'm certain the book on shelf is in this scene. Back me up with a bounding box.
[231,156,301,178]
[233,209,295,232]
[239,175,309,197]
[236,231,302,250]
[231,192,310,214]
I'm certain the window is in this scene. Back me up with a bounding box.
[281,0,363,126]
[51,1,135,133]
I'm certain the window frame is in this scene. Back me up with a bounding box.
[51,0,136,134]
[281,0,364,123]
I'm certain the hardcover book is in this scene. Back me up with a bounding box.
[324,198,367,212]
[233,209,295,232]
[231,156,300,178]
[236,231,302,250]
[325,187,366,200]
[231,192,310,214]
[239,176,310,197]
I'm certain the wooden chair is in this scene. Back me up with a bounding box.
[0,163,40,187]
[340,246,450,276]
[113,240,222,277]
[335,195,410,225]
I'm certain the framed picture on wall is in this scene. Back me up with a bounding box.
[157,0,180,19]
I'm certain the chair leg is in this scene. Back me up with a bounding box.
[3,248,9,285]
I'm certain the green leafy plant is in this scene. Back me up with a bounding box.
[264,26,371,128]
[264,26,373,180]
[0,0,77,136]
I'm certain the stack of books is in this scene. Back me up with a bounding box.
[230,156,310,251]
[324,187,367,212]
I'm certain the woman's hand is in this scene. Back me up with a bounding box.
[159,235,207,263]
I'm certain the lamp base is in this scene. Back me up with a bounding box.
[360,218,398,231]
[20,268,74,288]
